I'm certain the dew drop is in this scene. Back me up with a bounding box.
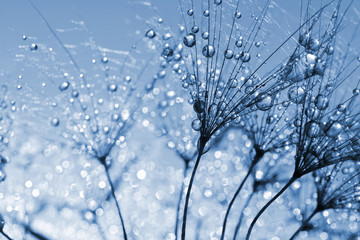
[145,29,156,39]
[193,99,205,113]
[101,56,108,63]
[235,12,242,19]
[187,9,194,16]
[241,52,251,62]
[59,81,69,91]
[305,121,321,138]
[315,94,329,110]
[107,84,117,92]
[30,43,38,51]
[51,118,60,127]
[325,121,342,138]
[235,40,243,48]
[192,119,202,131]
[224,49,234,59]
[202,45,215,58]
[214,0,222,5]
[183,34,196,48]
[288,86,305,103]
[256,93,274,111]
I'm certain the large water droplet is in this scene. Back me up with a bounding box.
[305,121,321,138]
[288,86,305,103]
[193,99,205,113]
[241,52,251,62]
[224,49,234,59]
[325,121,342,138]
[202,45,215,58]
[183,34,196,48]
[315,94,329,110]
[256,93,274,111]
[192,119,202,131]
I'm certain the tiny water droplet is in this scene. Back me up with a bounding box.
[30,43,38,51]
[51,118,60,127]
[59,81,69,91]
[145,29,156,39]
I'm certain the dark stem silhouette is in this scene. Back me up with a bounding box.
[181,137,207,240]
[220,149,264,240]
[245,177,296,240]
[175,161,189,240]
[289,209,318,240]
[233,191,255,240]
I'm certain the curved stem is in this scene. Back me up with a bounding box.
[233,191,255,240]
[1,231,12,240]
[245,177,296,240]
[181,140,205,240]
[104,167,128,240]
[175,163,189,240]
[220,163,255,240]
[289,209,318,240]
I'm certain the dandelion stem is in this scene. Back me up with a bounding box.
[221,150,264,240]
[289,209,318,240]
[233,191,255,240]
[25,225,50,240]
[220,163,255,240]
[175,162,189,240]
[104,166,128,240]
[1,231,12,240]
[245,177,296,240]
[181,138,206,240]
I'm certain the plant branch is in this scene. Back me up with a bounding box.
[245,177,296,240]
[289,209,318,240]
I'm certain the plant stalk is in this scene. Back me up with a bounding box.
[233,191,255,240]
[220,163,255,240]
[245,177,296,240]
[104,166,128,240]
[174,162,189,240]
[181,139,206,240]
[1,231,12,240]
[289,209,318,240]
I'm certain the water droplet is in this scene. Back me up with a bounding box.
[101,56,108,63]
[191,26,199,33]
[256,93,274,111]
[187,9,194,16]
[235,12,242,19]
[202,32,209,39]
[72,90,79,98]
[59,81,69,91]
[192,119,202,131]
[214,0,222,5]
[202,45,215,58]
[325,121,342,138]
[224,49,234,59]
[305,121,321,138]
[30,43,38,51]
[289,132,299,143]
[193,99,205,113]
[203,10,209,17]
[51,118,60,127]
[315,94,329,110]
[235,40,243,48]
[183,34,196,48]
[325,45,334,55]
[241,52,251,62]
[288,86,305,103]
[145,29,156,39]
[22,35,27,40]
[108,84,117,92]
[0,170,6,182]
[353,88,360,96]
[255,41,261,47]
